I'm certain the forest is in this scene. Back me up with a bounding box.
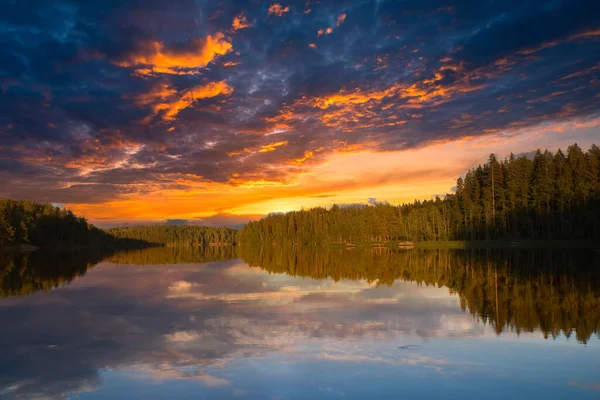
[105,225,237,247]
[237,143,600,245]
[0,199,236,248]
[0,199,112,247]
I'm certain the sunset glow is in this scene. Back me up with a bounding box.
[1,0,599,227]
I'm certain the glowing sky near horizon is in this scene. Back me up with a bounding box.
[1,0,600,227]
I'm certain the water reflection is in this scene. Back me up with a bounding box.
[0,247,599,399]
[240,247,600,343]
[0,249,108,297]
[104,246,237,265]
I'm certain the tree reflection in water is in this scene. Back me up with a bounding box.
[2,246,599,342]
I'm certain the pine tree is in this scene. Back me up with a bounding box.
[0,213,15,245]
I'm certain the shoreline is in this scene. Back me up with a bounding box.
[0,244,40,252]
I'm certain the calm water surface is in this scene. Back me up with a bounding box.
[1,247,599,399]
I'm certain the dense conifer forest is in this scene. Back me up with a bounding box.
[237,144,600,245]
[0,199,110,247]
[0,200,236,248]
[105,225,237,247]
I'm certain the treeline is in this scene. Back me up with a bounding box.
[105,225,237,247]
[0,199,111,247]
[240,246,600,343]
[237,143,600,244]
[0,199,238,249]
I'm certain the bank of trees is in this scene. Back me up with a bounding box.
[237,143,600,245]
[0,199,109,247]
[0,199,237,248]
[105,225,237,247]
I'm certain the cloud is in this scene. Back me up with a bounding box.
[258,140,288,153]
[135,81,234,122]
[232,13,253,30]
[1,0,600,220]
[115,33,233,75]
[169,280,194,292]
[268,4,290,17]
[164,331,203,343]
[367,198,389,206]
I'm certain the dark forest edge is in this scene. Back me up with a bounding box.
[238,143,600,246]
[0,199,237,250]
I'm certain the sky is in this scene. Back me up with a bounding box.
[1,0,600,227]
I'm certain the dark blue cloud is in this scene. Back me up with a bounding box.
[1,0,599,203]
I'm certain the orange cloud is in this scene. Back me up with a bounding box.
[33,135,145,173]
[115,33,232,75]
[133,83,178,105]
[289,151,314,165]
[317,14,346,37]
[259,140,289,153]
[318,28,333,36]
[569,29,600,40]
[308,86,399,109]
[227,148,252,157]
[65,154,115,170]
[136,81,233,122]
[232,13,253,30]
[515,29,600,57]
[268,4,289,16]
[265,64,487,133]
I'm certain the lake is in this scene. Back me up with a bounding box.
[1,247,599,399]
